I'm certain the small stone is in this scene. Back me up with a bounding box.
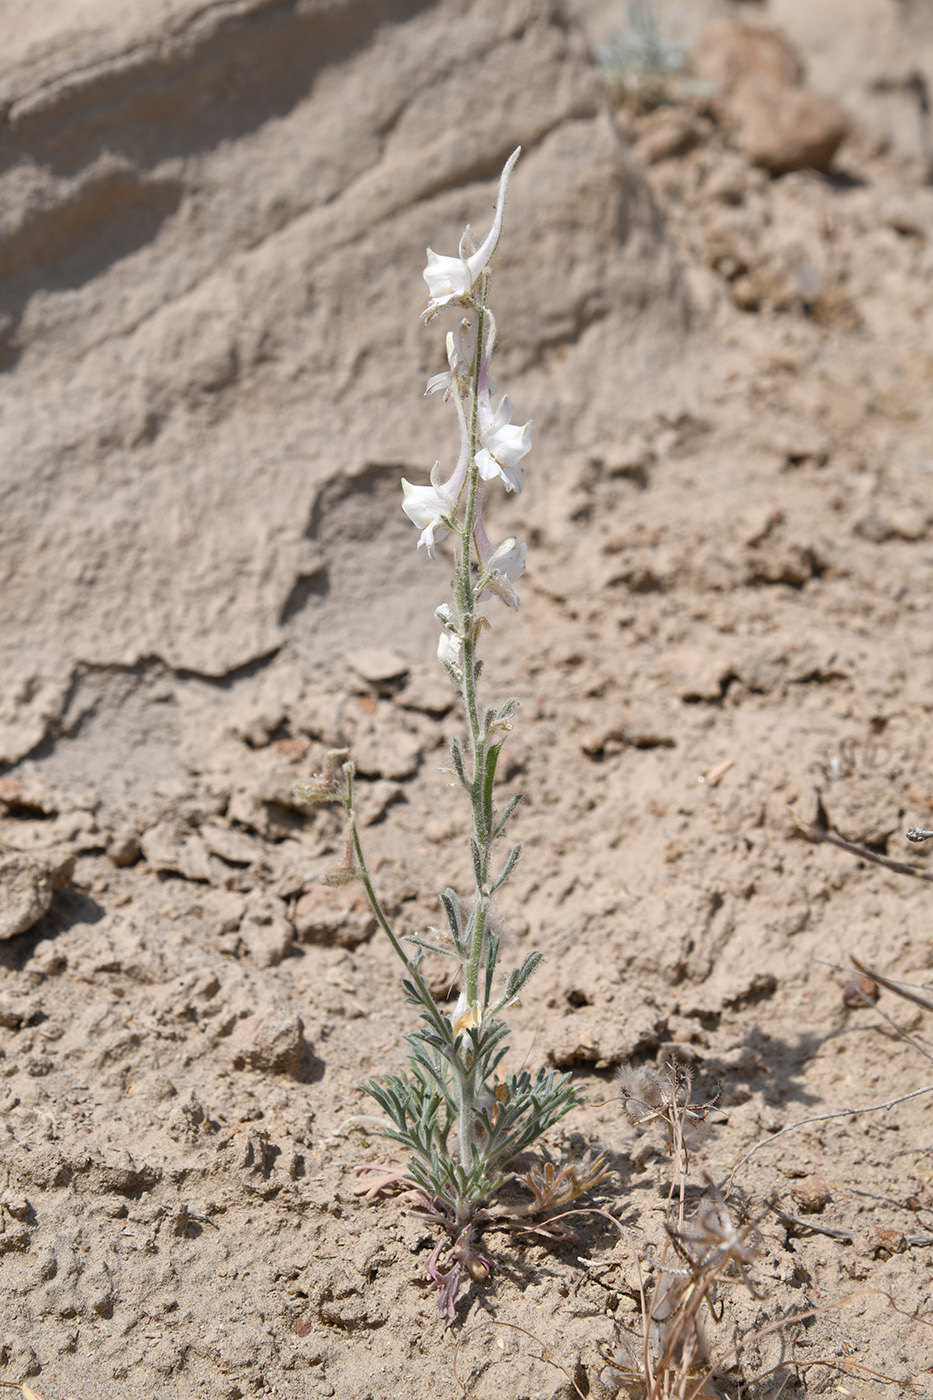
[166,1091,207,1140]
[772,427,830,469]
[660,647,733,702]
[0,996,37,1028]
[9,1343,40,1378]
[229,707,287,749]
[854,506,928,543]
[358,779,404,826]
[820,771,901,847]
[200,822,261,866]
[182,886,246,936]
[132,1073,178,1103]
[625,709,677,749]
[140,821,214,882]
[843,974,879,1007]
[871,1227,906,1258]
[345,647,409,690]
[293,885,376,948]
[350,704,424,780]
[732,83,849,176]
[546,1004,666,1069]
[0,773,97,819]
[0,854,56,938]
[398,664,456,717]
[704,153,751,205]
[239,911,294,968]
[1,1191,32,1219]
[108,830,142,867]
[230,1012,308,1075]
[790,1175,832,1214]
[690,22,849,175]
[85,1265,114,1316]
[637,105,709,164]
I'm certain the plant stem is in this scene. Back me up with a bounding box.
[344,766,452,1046]
[460,295,492,1011]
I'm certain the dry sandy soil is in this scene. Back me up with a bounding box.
[2,1,933,1396]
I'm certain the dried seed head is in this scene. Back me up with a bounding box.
[617,1062,668,1124]
[665,1177,765,1299]
[296,748,351,804]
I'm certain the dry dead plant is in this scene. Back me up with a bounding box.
[617,1059,721,1173]
[599,1059,763,1399]
[596,1059,922,1398]
[444,1052,930,1395]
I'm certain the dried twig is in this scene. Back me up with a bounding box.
[788,801,933,882]
[454,1318,588,1400]
[841,960,933,1066]
[768,1201,855,1243]
[851,955,933,1014]
[728,1082,933,1188]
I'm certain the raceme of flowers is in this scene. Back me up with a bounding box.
[401,147,532,627]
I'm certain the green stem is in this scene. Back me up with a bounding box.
[450,294,497,1187]
[460,294,493,1011]
[345,770,452,1047]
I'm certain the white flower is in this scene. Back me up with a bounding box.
[476,393,532,493]
[422,148,521,317]
[401,474,451,557]
[437,631,462,668]
[425,319,487,403]
[424,368,452,397]
[401,440,470,556]
[448,317,478,376]
[478,535,526,609]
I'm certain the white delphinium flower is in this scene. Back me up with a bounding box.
[478,538,526,609]
[475,514,526,608]
[422,148,521,318]
[401,434,472,556]
[435,603,464,672]
[400,475,452,557]
[437,630,463,668]
[475,391,532,494]
[425,319,478,400]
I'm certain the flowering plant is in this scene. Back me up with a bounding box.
[300,149,595,1313]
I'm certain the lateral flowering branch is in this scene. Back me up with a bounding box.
[299,149,582,1314]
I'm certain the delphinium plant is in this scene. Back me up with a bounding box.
[299,149,609,1315]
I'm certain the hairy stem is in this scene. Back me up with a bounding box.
[345,767,453,1047]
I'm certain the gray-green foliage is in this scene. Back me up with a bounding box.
[597,1,686,96]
